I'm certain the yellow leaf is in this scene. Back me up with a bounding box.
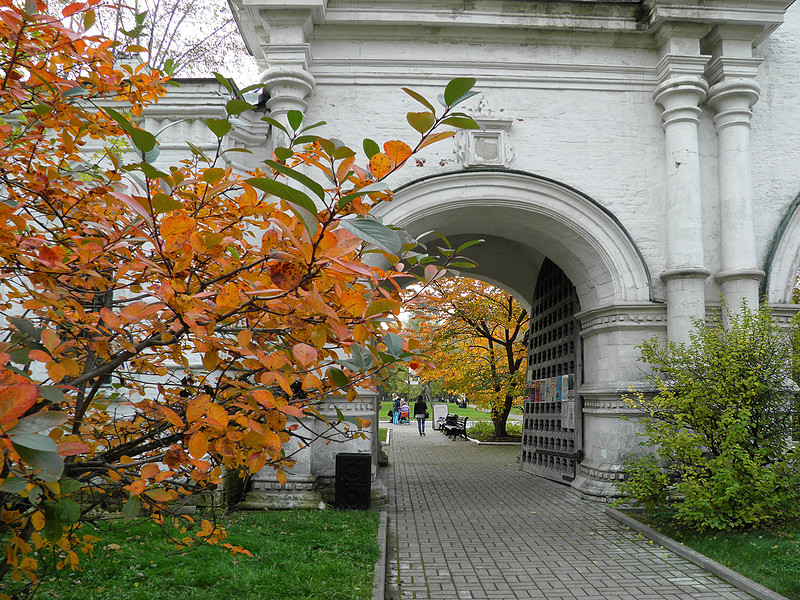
[144,488,173,502]
[46,361,66,383]
[202,350,219,371]
[369,152,394,179]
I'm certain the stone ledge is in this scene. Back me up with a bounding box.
[606,508,791,600]
[371,511,388,600]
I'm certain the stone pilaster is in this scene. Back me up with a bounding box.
[653,27,710,343]
[705,27,765,311]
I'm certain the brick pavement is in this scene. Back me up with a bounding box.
[384,425,753,600]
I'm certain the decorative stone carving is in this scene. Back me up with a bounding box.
[456,98,513,168]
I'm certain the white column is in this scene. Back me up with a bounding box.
[705,28,765,311]
[653,31,710,343]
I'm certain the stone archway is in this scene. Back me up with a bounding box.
[374,169,665,497]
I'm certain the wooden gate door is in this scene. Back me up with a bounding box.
[520,259,582,483]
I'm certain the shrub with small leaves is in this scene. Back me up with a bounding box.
[617,305,800,531]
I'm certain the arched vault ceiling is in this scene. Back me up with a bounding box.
[374,170,653,310]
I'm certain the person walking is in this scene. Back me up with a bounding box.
[413,394,428,436]
[392,394,401,424]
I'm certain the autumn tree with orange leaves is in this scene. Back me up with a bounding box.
[0,1,480,595]
[408,278,528,438]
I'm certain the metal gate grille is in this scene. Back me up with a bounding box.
[520,259,582,482]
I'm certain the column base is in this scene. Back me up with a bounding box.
[238,475,324,510]
[571,460,626,501]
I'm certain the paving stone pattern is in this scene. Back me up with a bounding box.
[385,426,753,600]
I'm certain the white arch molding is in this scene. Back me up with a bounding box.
[764,192,800,304]
[375,170,653,313]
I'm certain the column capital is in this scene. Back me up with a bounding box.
[261,65,316,117]
[653,75,708,127]
[706,78,760,130]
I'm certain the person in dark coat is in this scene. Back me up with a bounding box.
[392,394,400,424]
[413,394,428,436]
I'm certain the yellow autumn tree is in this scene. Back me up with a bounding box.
[407,277,528,437]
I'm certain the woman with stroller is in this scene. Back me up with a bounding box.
[413,394,428,436]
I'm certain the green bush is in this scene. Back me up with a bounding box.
[467,420,521,441]
[618,305,800,531]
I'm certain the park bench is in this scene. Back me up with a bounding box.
[443,415,468,440]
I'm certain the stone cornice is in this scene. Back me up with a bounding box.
[576,302,667,337]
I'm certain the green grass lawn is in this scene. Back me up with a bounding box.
[32,510,379,600]
[637,514,800,599]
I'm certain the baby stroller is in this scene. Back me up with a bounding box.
[398,407,410,424]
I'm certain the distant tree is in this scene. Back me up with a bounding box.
[54,0,258,78]
[408,278,528,437]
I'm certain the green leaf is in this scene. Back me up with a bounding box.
[407,112,435,134]
[0,477,28,493]
[152,194,183,214]
[328,367,349,388]
[441,116,481,130]
[56,498,81,525]
[456,239,485,252]
[226,99,254,116]
[43,503,64,543]
[274,147,294,161]
[62,86,87,98]
[122,496,141,522]
[59,478,83,495]
[32,103,52,116]
[287,110,303,131]
[11,433,58,452]
[261,116,288,135]
[293,135,322,145]
[105,107,156,153]
[205,118,232,138]
[446,261,477,268]
[402,87,436,113]
[333,146,356,160]
[265,160,325,201]
[351,344,374,371]
[7,412,68,436]
[246,178,318,215]
[202,168,226,184]
[338,181,392,208]
[8,316,42,343]
[444,78,477,106]
[213,72,233,93]
[13,445,64,482]
[384,332,404,357]
[363,138,380,159]
[339,217,402,255]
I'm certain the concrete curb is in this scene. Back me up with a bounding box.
[371,511,388,600]
[605,508,791,600]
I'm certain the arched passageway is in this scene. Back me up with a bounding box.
[375,170,663,496]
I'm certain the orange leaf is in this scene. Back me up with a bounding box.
[253,389,275,409]
[158,406,184,428]
[28,350,51,363]
[238,329,252,348]
[186,396,209,423]
[202,351,219,371]
[140,463,159,479]
[205,404,229,429]
[40,330,60,354]
[369,153,394,179]
[248,451,267,474]
[292,343,318,368]
[383,140,412,165]
[418,130,455,150]
[269,261,303,290]
[128,480,146,496]
[188,431,208,459]
[57,441,89,457]
[0,371,39,425]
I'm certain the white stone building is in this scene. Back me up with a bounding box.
[154,0,800,501]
